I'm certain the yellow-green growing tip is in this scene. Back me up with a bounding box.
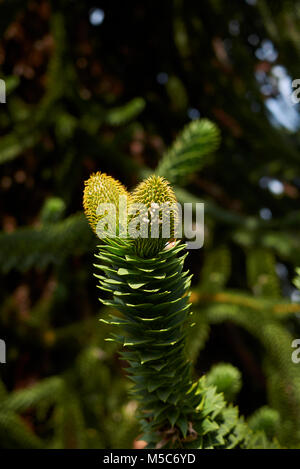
[129,175,179,257]
[83,171,130,233]
[130,175,178,208]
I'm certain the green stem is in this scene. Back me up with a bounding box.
[97,239,200,447]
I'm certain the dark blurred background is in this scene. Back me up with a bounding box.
[1,0,300,449]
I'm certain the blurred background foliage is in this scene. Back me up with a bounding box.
[1,0,300,448]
